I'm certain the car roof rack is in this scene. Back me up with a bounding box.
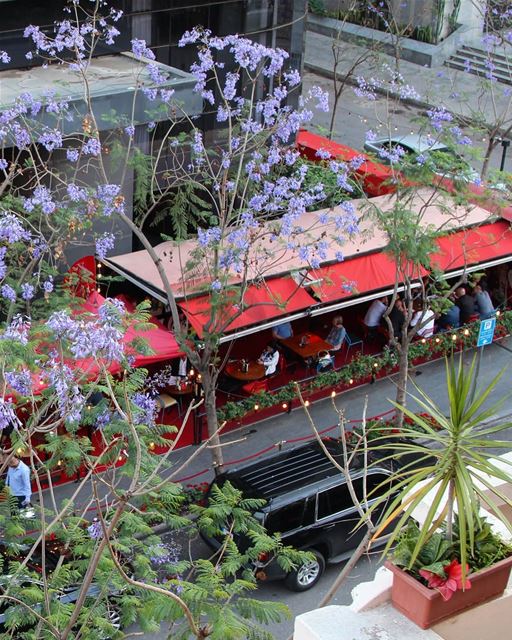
[223,439,359,500]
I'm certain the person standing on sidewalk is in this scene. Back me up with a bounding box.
[6,455,31,509]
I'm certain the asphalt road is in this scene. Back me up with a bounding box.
[302,70,512,176]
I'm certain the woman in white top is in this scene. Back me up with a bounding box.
[258,344,280,376]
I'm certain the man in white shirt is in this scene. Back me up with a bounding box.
[258,344,280,376]
[411,307,435,338]
[363,296,388,338]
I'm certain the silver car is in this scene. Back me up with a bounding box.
[363,133,478,182]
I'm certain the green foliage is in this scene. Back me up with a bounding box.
[393,516,512,580]
[150,183,214,240]
[366,355,512,576]
[308,0,326,16]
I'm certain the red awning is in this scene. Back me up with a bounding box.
[296,129,396,197]
[431,221,512,273]
[179,277,316,337]
[80,291,183,367]
[309,253,427,303]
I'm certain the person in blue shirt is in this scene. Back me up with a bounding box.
[272,321,293,340]
[437,303,460,331]
[6,456,31,508]
[326,315,346,351]
[473,285,495,320]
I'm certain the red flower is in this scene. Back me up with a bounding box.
[419,559,471,601]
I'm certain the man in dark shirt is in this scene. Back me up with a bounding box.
[388,298,406,342]
[455,287,476,325]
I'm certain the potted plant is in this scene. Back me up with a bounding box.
[367,354,512,629]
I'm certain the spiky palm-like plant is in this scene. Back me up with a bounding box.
[369,354,512,576]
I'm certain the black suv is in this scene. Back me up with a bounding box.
[203,437,399,591]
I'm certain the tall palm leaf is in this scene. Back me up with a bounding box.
[367,354,512,576]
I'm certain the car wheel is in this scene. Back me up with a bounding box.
[285,549,325,592]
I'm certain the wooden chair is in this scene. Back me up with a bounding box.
[156,393,178,417]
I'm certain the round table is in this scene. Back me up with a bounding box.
[164,381,195,396]
[225,361,266,381]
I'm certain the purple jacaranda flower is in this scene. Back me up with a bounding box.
[66,148,79,162]
[95,409,111,430]
[124,125,135,137]
[82,138,101,156]
[427,106,453,132]
[43,276,53,294]
[211,279,222,292]
[0,214,30,244]
[38,128,63,152]
[0,159,7,171]
[67,183,88,202]
[95,232,115,260]
[0,247,6,280]
[96,184,124,216]
[23,185,56,215]
[1,315,30,345]
[315,148,331,160]
[147,62,167,85]
[87,519,103,540]
[0,51,10,64]
[21,283,34,300]
[0,398,21,430]
[131,38,155,60]
[1,284,16,302]
[5,369,32,396]
[43,359,85,424]
[131,392,157,426]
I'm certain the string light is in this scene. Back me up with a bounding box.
[149,442,155,450]
[435,337,440,343]
[331,390,336,397]
[421,338,426,344]
[304,400,310,407]
[189,369,194,377]
[496,310,501,317]
[282,403,288,410]
[464,328,470,335]
[373,362,379,368]
[349,379,354,384]
[254,404,259,411]
[451,334,457,341]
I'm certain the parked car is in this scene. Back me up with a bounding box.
[363,133,479,182]
[0,537,122,637]
[202,437,409,591]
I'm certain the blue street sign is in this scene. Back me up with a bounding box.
[476,317,496,347]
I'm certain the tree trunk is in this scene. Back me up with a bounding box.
[201,368,224,473]
[480,138,495,180]
[394,342,409,430]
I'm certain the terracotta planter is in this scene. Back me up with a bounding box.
[385,556,512,629]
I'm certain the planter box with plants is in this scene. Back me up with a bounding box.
[365,355,512,629]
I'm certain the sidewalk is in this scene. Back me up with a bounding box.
[39,337,512,514]
[305,30,512,127]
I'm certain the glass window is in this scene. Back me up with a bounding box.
[265,500,307,534]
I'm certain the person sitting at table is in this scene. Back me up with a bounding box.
[473,284,495,320]
[455,286,476,325]
[437,301,460,331]
[410,303,435,338]
[325,315,346,351]
[272,320,293,340]
[258,343,280,376]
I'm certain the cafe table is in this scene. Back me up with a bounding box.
[225,360,266,381]
[163,379,195,415]
[281,331,332,361]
